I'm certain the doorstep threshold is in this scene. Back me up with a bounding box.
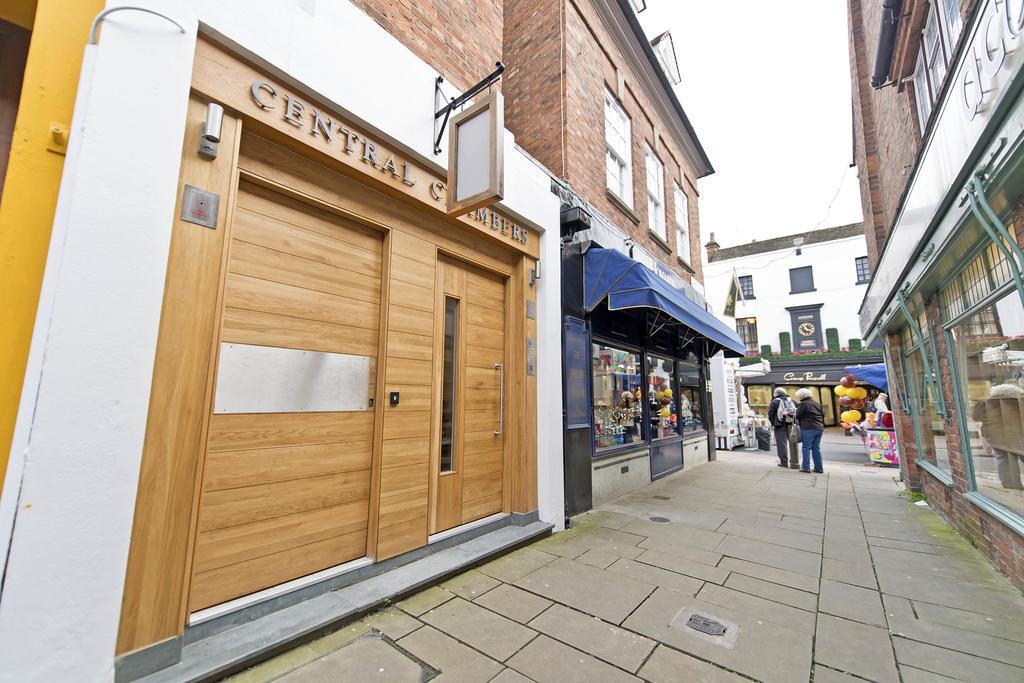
[134,520,552,683]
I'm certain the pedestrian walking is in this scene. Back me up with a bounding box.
[768,388,797,469]
[794,388,825,473]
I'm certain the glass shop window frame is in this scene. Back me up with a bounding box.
[676,360,706,437]
[590,338,647,457]
[738,275,755,299]
[647,353,680,442]
[736,317,758,355]
[789,266,815,294]
[898,308,953,481]
[943,256,1024,530]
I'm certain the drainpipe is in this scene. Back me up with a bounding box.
[871,0,904,88]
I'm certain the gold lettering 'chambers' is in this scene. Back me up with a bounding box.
[250,80,417,187]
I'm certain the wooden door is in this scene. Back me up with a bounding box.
[431,257,506,533]
[187,176,382,612]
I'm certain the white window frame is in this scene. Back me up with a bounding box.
[940,0,962,46]
[913,2,955,133]
[604,90,633,208]
[673,183,689,262]
[645,144,666,241]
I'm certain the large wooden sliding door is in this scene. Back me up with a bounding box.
[188,170,382,612]
[431,257,506,533]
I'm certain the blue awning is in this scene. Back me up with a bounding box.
[583,246,746,357]
[844,363,888,391]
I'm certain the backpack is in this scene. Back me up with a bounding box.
[779,398,797,424]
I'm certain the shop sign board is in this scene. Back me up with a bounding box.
[861,0,1024,335]
[190,41,538,257]
[446,90,504,215]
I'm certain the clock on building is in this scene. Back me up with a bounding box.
[798,322,816,337]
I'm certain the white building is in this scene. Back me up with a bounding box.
[703,224,870,355]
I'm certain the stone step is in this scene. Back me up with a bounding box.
[135,521,552,683]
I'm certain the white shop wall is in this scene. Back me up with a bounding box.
[703,235,869,353]
[0,1,562,680]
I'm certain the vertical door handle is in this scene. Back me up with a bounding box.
[494,363,504,436]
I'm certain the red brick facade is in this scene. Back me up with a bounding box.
[350,0,504,92]
[504,0,707,284]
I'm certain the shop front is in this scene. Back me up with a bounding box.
[858,0,1024,591]
[743,358,884,427]
[562,243,745,515]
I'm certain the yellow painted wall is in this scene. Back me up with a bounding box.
[0,0,104,494]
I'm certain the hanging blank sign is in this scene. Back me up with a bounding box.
[447,90,504,215]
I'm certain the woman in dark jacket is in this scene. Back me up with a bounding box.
[794,388,825,473]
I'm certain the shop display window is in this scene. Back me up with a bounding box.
[950,292,1024,520]
[904,347,952,473]
[677,363,704,433]
[746,385,772,418]
[647,355,678,440]
[592,343,644,452]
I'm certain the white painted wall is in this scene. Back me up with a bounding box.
[703,233,870,353]
[0,1,561,679]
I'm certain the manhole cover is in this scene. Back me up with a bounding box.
[649,516,671,523]
[686,614,727,636]
[653,495,671,500]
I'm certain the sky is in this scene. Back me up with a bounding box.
[636,1,864,255]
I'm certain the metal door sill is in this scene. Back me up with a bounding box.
[187,556,373,626]
[428,512,509,544]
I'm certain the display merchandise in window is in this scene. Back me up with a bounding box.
[648,355,678,439]
[678,363,703,432]
[592,343,643,452]
[950,293,1024,519]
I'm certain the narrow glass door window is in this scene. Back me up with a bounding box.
[440,296,459,472]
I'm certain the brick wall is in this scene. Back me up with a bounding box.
[504,0,565,177]
[503,0,705,284]
[848,0,922,265]
[350,0,503,92]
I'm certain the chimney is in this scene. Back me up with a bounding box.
[705,232,720,261]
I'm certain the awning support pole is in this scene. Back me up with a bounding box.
[967,174,1024,309]
[896,292,947,419]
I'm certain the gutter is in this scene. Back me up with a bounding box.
[871,0,903,88]
[615,0,715,177]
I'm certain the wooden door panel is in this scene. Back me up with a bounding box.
[189,178,381,611]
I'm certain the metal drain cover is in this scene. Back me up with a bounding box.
[653,495,671,500]
[649,516,671,523]
[687,614,727,636]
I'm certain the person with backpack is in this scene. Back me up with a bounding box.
[794,387,826,473]
[768,388,797,469]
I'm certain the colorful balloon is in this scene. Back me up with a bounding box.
[838,396,852,407]
[834,385,847,397]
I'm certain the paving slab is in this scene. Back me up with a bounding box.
[697,583,816,635]
[362,607,422,641]
[490,668,534,683]
[814,614,899,683]
[622,587,812,683]
[606,556,705,595]
[633,549,729,584]
[897,665,958,682]
[397,585,456,617]
[226,645,320,683]
[716,536,821,578]
[637,644,747,682]
[892,636,1024,681]
[574,548,619,569]
[893,596,1024,643]
[570,509,639,530]
[867,536,946,554]
[476,546,558,583]
[718,556,819,594]
[888,610,1024,667]
[636,537,724,566]
[723,572,817,611]
[474,583,552,624]
[505,635,640,683]
[870,545,1012,589]
[877,570,1024,619]
[514,557,655,624]
[528,603,655,673]
[419,597,536,662]
[623,519,725,551]
[440,569,500,600]
[717,520,822,553]
[821,557,878,590]
[277,635,423,682]
[398,625,503,683]
[822,538,873,566]
[818,578,886,627]
[811,664,864,682]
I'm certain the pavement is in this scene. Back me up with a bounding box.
[225,450,1024,682]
